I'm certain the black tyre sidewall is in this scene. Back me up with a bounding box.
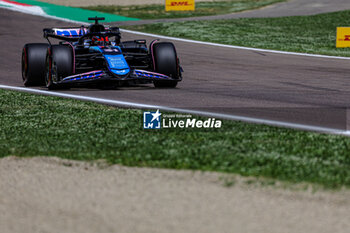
[152,42,179,88]
[22,43,49,86]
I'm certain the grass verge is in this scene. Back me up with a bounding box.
[1,89,350,189]
[82,0,284,20]
[126,10,350,57]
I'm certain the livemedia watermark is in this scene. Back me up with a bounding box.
[143,110,222,129]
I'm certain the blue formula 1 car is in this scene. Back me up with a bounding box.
[21,17,182,89]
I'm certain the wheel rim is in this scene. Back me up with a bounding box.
[51,62,57,83]
[45,54,52,87]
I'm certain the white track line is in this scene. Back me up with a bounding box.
[1,84,349,136]
[1,4,350,60]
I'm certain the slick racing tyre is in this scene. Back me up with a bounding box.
[45,45,74,90]
[151,42,180,88]
[22,43,49,86]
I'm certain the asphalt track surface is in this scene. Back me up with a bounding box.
[1,8,350,131]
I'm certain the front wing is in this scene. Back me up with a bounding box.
[58,69,178,84]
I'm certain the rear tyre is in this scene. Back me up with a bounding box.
[22,43,49,86]
[45,45,74,90]
[151,42,179,88]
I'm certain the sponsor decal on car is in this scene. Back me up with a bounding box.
[53,28,87,37]
[143,110,222,129]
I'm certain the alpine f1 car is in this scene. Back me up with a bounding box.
[22,17,182,89]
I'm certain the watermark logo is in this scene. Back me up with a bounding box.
[143,110,222,129]
[143,110,162,129]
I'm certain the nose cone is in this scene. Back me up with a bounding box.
[111,68,130,76]
[104,53,130,77]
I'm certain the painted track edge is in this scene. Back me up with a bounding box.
[1,84,349,136]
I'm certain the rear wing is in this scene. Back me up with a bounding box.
[43,26,121,42]
[52,27,88,37]
[43,27,87,41]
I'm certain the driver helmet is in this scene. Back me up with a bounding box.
[91,36,109,46]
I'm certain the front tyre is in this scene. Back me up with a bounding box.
[22,43,49,86]
[45,45,74,90]
[151,42,180,88]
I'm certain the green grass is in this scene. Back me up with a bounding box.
[126,10,350,57]
[82,0,284,20]
[1,89,350,189]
